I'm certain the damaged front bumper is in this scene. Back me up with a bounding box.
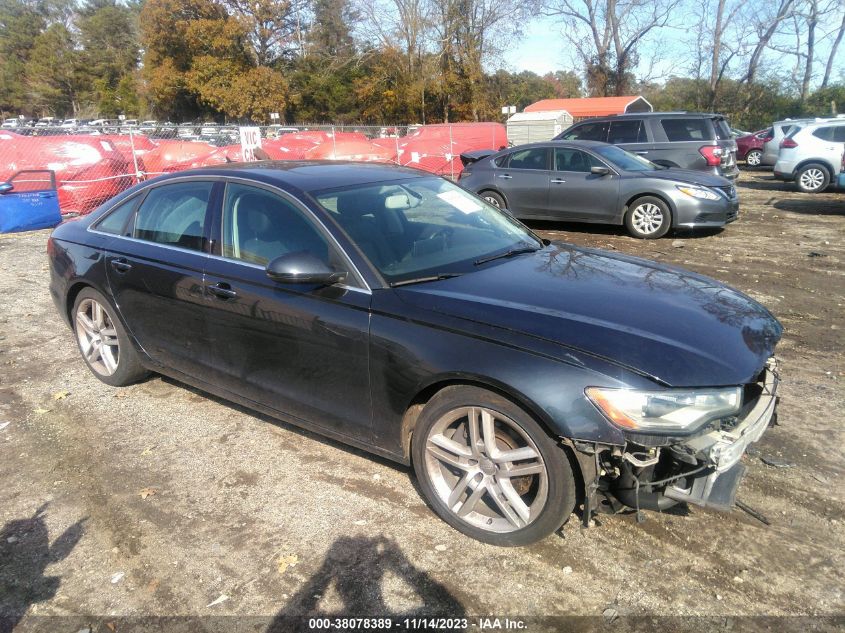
[579,361,780,519]
[663,365,779,509]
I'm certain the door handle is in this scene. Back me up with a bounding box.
[110,258,132,273]
[497,174,512,179]
[550,179,566,184]
[206,282,237,300]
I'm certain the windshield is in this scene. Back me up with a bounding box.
[313,177,542,284]
[593,145,658,172]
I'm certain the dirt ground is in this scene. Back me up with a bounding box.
[0,170,843,632]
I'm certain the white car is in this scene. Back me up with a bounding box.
[60,119,78,129]
[774,120,845,193]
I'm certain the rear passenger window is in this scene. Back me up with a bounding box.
[96,197,137,235]
[834,127,845,142]
[660,118,714,141]
[812,127,835,141]
[506,148,548,170]
[133,181,212,251]
[608,120,646,143]
[561,121,608,142]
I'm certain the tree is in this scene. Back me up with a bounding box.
[77,0,141,115]
[25,23,84,115]
[821,2,845,88]
[543,0,680,96]
[0,0,48,113]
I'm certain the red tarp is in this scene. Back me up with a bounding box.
[0,132,132,214]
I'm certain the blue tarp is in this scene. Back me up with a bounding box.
[0,189,61,233]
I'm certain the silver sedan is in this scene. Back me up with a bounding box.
[458,140,739,239]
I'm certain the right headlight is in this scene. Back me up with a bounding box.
[585,386,742,432]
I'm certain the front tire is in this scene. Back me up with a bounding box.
[411,386,576,546]
[625,196,671,239]
[73,288,149,387]
[795,163,830,193]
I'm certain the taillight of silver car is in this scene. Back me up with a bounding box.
[699,146,724,166]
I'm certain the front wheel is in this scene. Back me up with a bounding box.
[795,163,830,193]
[625,196,671,239]
[411,386,576,546]
[745,149,762,167]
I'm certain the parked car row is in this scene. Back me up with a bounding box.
[458,112,742,239]
[734,115,845,193]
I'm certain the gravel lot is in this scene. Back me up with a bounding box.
[0,171,843,632]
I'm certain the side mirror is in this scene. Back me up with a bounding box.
[266,252,347,286]
[591,166,610,176]
[0,182,13,194]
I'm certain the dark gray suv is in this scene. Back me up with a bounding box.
[554,113,740,180]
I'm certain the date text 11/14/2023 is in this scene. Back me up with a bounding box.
[307,617,527,630]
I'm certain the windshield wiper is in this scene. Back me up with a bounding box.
[474,244,541,266]
[390,273,463,288]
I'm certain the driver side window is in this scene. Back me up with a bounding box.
[221,183,331,268]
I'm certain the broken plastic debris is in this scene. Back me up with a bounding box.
[207,594,229,607]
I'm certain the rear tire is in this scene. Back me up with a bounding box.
[795,163,830,193]
[745,149,762,167]
[480,190,506,210]
[625,196,671,239]
[411,386,576,546]
[72,288,149,387]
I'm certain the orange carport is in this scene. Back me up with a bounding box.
[524,96,653,118]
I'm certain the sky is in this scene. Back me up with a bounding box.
[499,14,845,89]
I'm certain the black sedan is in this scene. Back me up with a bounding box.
[47,162,781,546]
[458,141,739,238]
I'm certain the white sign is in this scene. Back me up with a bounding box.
[239,126,262,162]
[118,114,126,120]
[270,112,280,120]
[501,105,516,115]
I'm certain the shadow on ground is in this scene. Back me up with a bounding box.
[774,198,845,215]
[267,536,465,633]
[0,504,86,633]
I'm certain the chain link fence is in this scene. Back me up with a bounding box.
[0,123,508,216]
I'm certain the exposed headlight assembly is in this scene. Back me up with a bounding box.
[676,185,721,201]
[586,386,741,432]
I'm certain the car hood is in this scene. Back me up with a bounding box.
[395,244,781,387]
[637,168,730,187]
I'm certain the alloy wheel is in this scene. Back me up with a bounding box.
[631,203,664,235]
[423,406,549,533]
[483,195,501,208]
[75,298,120,376]
[746,150,762,166]
[799,168,825,191]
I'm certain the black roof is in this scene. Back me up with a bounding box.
[172,160,429,193]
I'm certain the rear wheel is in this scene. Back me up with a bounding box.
[795,163,830,193]
[745,149,762,167]
[411,386,575,546]
[73,288,148,387]
[625,196,671,239]
[480,190,506,209]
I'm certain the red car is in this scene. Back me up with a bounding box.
[736,129,770,167]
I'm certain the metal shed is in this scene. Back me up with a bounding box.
[506,110,573,146]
